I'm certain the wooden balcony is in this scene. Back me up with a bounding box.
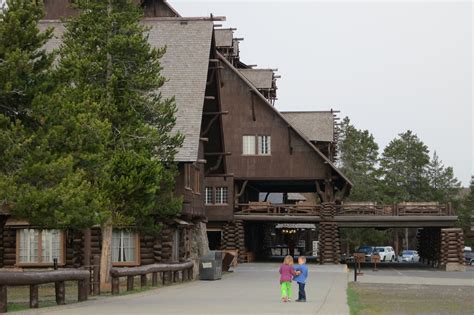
[235,202,453,217]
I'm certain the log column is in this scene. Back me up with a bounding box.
[222,220,245,262]
[440,228,465,271]
[318,202,340,264]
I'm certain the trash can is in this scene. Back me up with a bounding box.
[199,251,223,280]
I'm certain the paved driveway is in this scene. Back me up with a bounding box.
[29,263,349,315]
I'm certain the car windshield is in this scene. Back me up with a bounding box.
[358,247,372,254]
[402,251,413,255]
[376,248,385,252]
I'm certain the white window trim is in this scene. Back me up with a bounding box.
[215,187,229,205]
[242,135,256,155]
[258,135,271,155]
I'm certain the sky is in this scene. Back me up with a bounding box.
[171,0,473,186]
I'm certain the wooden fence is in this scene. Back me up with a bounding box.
[0,269,89,313]
[110,261,194,295]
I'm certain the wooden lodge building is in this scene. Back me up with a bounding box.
[0,0,466,271]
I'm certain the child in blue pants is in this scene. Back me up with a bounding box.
[293,256,308,302]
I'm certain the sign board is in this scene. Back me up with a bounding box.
[201,262,212,269]
[276,223,316,229]
[371,254,381,263]
[354,253,365,263]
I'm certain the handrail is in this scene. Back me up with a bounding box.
[110,261,194,295]
[0,269,89,313]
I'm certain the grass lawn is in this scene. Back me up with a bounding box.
[347,282,474,315]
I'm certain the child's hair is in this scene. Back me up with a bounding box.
[283,255,294,265]
[298,256,307,263]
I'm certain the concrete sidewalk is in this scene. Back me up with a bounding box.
[25,263,349,315]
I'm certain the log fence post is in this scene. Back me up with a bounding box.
[55,281,65,305]
[29,284,39,309]
[78,279,88,302]
[93,255,100,295]
[140,274,147,288]
[127,276,134,291]
[111,276,120,295]
[152,272,158,287]
[0,285,7,313]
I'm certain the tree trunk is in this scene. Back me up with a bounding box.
[100,218,113,290]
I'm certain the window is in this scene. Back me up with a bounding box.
[194,168,200,193]
[112,230,139,265]
[215,187,228,204]
[17,229,63,265]
[205,187,213,205]
[242,135,256,155]
[184,164,192,189]
[258,135,271,155]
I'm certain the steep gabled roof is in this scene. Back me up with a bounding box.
[217,52,353,188]
[144,19,214,161]
[281,111,335,143]
[238,69,274,90]
[39,19,214,162]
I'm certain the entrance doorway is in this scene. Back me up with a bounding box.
[244,222,318,260]
[207,230,222,250]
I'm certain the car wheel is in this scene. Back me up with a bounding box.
[390,256,394,262]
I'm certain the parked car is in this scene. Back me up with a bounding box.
[464,251,474,265]
[340,253,354,264]
[356,246,376,262]
[399,250,420,262]
[464,246,472,252]
[374,246,396,262]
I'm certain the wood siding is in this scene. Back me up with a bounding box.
[219,64,328,180]
[204,176,234,221]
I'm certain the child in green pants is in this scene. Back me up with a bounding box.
[279,255,296,302]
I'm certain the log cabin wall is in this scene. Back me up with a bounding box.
[219,63,327,180]
[2,229,15,267]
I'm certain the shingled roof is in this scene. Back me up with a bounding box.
[144,19,214,161]
[38,19,214,162]
[281,111,335,143]
[238,69,274,90]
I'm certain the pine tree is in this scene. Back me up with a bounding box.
[0,0,53,205]
[458,177,473,243]
[338,117,381,202]
[426,151,461,203]
[53,0,183,286]
[379,130,431,202]
[0,0,53,123]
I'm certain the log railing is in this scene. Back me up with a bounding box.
[235,203,320,216]
[110,261,194,295]
[0,269,89,313]
[235,202,452,217]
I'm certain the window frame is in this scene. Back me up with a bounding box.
[215,187,229,205]
[205,187,214,205]
[111,229,141,267]
[184,164,192,190]
[257,135,271,155]
[242,135,256,155]
[193,167,201,194]
[16,229,66,267]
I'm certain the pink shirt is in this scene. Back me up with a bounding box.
[279,264,295,283]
